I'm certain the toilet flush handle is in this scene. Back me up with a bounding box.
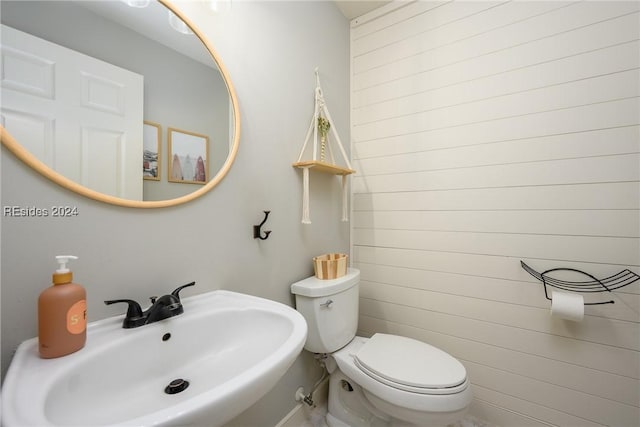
[320,299,333,308]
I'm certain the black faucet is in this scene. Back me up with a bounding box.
[104,282,195,328]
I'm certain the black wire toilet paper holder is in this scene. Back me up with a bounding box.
[520,261,640,306]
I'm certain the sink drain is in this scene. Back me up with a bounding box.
[165,378,189,395]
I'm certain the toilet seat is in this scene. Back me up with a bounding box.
[353,334,467,395]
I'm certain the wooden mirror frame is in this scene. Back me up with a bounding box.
[0,0,240,209]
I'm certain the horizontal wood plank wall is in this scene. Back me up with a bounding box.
[350,1,640,426]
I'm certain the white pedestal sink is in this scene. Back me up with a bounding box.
[2,290,307,426]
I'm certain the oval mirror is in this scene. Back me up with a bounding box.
[0,0,239,208]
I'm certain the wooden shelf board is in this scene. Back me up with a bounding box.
[293,161,355,176]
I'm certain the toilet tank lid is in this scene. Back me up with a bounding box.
[291,268,360,297]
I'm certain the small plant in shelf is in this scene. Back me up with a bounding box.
[317,116,330,162]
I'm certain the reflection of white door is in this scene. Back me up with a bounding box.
[0,24,144,200]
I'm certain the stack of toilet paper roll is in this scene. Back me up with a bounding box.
[551,290,584,321]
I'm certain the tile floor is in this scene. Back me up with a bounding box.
[298,402,493,427]
[299,404,328,427]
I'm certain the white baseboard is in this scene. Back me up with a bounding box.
[275,378,329,427]
[275,403,307,427]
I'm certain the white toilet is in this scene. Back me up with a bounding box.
[291,268,472,427]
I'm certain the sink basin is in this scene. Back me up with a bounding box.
[2,290,307,426]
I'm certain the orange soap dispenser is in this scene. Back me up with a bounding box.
[38,255,87,358]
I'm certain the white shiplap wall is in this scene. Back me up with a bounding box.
[350,1,640,426]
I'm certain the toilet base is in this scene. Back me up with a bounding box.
[327,369,468,427]
[325,413,350,427]
[327,369,392,427]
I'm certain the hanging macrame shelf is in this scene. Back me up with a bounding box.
[293,68,355,224]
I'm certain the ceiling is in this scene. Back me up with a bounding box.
[334,0,393,20]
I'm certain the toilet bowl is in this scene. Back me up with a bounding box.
[326,336,471,426]
[291,269,472,427]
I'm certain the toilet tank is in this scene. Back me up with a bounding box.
[291,268,360,353]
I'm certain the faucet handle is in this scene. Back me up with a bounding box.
[171,281,196,300]
[104,299,143,319]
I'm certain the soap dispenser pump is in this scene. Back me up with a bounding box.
[38,255,87,358]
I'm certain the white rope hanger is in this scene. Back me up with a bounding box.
[293,68,354,224]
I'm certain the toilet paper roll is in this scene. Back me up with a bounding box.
[551,290,584,321]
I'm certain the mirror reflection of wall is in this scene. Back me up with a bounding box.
[1,0,231,202]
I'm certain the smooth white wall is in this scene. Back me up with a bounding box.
[351,2,640,426]
[1,1,350,425]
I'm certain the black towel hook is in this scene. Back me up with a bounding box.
[253,211,272,240]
